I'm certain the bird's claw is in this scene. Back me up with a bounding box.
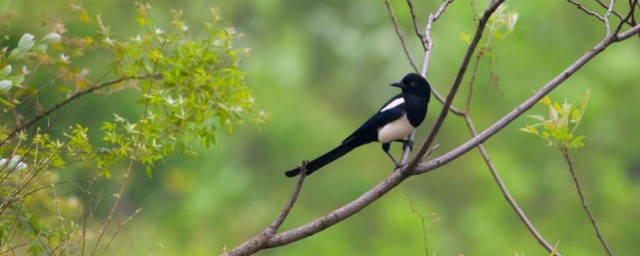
[398,139,414,151]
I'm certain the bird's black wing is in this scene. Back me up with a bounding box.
[342,100,407,144]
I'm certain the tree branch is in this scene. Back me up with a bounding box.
[223,7,640,256]
[414,24,640,175]
[0,73,163,146]
[406,0,429,51]
[92,36,168,255]
[419,0,465,117]
[464,115,559,255]
[225,163,308,256]
[268,161,307,235]
[385,0,420,73]
[225,2,505,255]
[566,0,605,22]
[561,149,613,256]
[407,0,505,173]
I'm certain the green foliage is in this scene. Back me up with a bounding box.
[520,90,590,150]
[0,1,263,254]
[460,5,518,57]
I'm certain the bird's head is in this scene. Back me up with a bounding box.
[390,73,431,100]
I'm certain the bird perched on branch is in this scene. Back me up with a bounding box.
[285,73,431,177]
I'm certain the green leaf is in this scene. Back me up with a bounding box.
[0,64,12,77]
[528,114,546,121]
[581,89,590,110]
[0,80,12,92]
[569,135,586,148]
[9,33,36,60]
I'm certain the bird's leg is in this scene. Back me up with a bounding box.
[382,142,401,167]
[395,139,414,151]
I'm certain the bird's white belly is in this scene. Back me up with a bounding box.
[378,114,414,143]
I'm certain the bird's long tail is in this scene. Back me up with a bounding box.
[284,138,364,177]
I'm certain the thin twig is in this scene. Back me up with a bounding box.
[268,161,308,234]
[421,0,455,76]
[595,0,628,22]
[561,149,613,256]
[420,0,465,117]
[464,115,559,255]
[407,0,506,173]
[102,208,143,255]
[465,55,481,114]
[614,0,639,34]
[415,23,640,175]
[406,0,429,50]
[225,2,508,255]
[604,0,617,35]
[461,30,559,253]
[225,162,307,255]
[405,193,430,256]
[394,0,463,116]
[90,37,167,256]
[223,9,640,256]
[0,72,162,146]
[385,0,420,72]
[566,0,605,21]
[397,0,459,167]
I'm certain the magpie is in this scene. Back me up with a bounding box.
[285,73,431,177]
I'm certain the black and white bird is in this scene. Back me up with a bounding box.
[285,73,431,177]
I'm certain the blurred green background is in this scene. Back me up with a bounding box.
[2,0,639,255]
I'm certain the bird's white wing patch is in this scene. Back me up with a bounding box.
[378,114,414,143]
[380,98,405,112]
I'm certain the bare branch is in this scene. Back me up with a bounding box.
[404,193,431,256]
[385,0,420,72]
[421,0,455,76]
[268,161,307,234]
[223,7,640,256]
[0,71,163,146]
[414,26,640,175]
[400,132,415,165]
[614,0,639,34]
[616,21,640,38]
[566,0,605,21]
[596,0,626,20]
[406,0,429,50]
[408,0,505,173]
[604,0,617,35]
[464,115,559,255]
[223,162,310,256]
[226,2,508,255]
[561,149,613,256]
[421,0,465,117]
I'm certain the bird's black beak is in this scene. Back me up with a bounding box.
[390,82,406,88]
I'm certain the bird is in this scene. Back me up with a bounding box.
[285,73,431,177]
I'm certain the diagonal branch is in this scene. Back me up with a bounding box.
[566,0,605,21]
[226,2,506,255]
[464,115,559,255]
[614,0,639,34]
[224,7,640,256]
[407,0,505,173]
[561,149,613,256]
[415,24,640,175]
[385,0,420,72]
[0,72,163,146]
[225,163,308,256]
[406,0,429,50]
[268,161,308,234]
